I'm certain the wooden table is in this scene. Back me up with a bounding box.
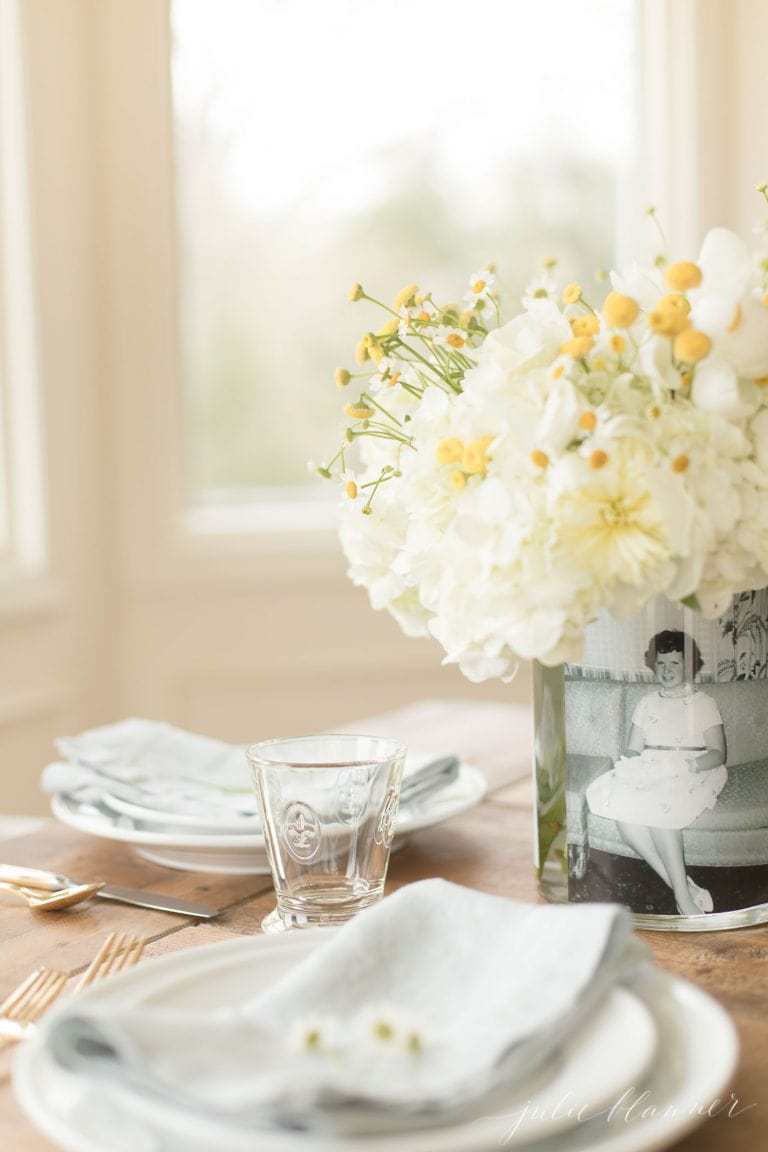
[1,700,766,1151]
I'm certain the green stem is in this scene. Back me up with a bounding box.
[362,392,402,427]
[361,292,400,318]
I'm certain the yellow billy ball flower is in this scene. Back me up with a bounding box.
[450,470,467,490]
[348,283,364,302]
[344,403,373,420]
[530,449,549,469]
[610,334,626,354]
[570,314,600,337]
[345,480,358,499]
[367,337,385,365]
[578,411,597,433]
[649,296,690,337]
[602,291,639,328]
[394,283,418,310]
[377,317,401,337]
[462,437,492,475]
[665,261,702,292]
[671,454,690,474]
[354,335,371,365]
[334,367,351,387]
[560,335,594,359]
[562,282,582,304]
[674,328,711,362]
[436,437,464,465]
[659,292,691,317]
[589,449,608,470]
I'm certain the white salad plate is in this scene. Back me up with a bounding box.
[13,931,738,1152]
[50,763,487,874]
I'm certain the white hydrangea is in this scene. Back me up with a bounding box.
[334,228,768,681]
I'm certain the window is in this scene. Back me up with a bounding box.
[171,0,641,523]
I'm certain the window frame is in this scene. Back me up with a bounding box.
[92,0,732,585]
[0,0,47,586]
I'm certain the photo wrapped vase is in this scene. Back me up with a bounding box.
[535,590,768,931]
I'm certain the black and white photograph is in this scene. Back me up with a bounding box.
[566,592,768,916]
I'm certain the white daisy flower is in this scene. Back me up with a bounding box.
[464,267,496,307]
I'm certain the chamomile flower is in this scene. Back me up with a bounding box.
[522,270,559,312]
[367,357,397,394]
[434,326,469,351]
[464,267,496,308]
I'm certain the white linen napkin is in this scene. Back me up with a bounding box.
[46,880,644,1138]
[40,719,459,825]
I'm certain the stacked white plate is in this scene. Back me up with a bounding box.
[14,930,738,1152]
[48,752,487,875]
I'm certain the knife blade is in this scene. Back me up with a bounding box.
[0,864,217,919]
[93,885,217,919]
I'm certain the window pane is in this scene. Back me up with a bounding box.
[171,0,640,511]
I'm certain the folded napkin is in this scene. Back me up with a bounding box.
[41,719,459,825]
[46,880,644,1139]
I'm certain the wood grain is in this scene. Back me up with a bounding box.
[0,699,764,1151]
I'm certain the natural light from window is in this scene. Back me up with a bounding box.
[171,0,640,523]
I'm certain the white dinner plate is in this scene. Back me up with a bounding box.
[13,931,737,1152]
[13,930,736,1152]
[50,763,487,874]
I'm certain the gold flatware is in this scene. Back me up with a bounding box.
[75,931,146,992]
[0,864,216,918]
[0,968,69,1048]
[0,879,104,911]
[0,933,147,1050]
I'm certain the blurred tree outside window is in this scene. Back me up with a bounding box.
[171,0,640,516]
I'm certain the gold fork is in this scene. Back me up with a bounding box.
[0,933,147,1050]
[74,931,146,992]
[0,968,69,1049]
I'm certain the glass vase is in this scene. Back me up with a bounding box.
[534,590,768,931]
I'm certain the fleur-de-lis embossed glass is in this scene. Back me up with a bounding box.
[247,735,405,933]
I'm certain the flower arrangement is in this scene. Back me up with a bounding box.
[316,191,768,681]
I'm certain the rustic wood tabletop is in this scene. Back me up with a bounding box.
[0,700,765,1151]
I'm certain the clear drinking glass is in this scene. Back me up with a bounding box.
[247,734,405,933]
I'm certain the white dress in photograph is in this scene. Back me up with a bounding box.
[586,687,728,829]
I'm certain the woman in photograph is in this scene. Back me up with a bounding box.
[586,630,728,916]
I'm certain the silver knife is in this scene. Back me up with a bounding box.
[0,864,217,919]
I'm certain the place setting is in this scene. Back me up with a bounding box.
[40,719,486,876]
[7,727,740,1152]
